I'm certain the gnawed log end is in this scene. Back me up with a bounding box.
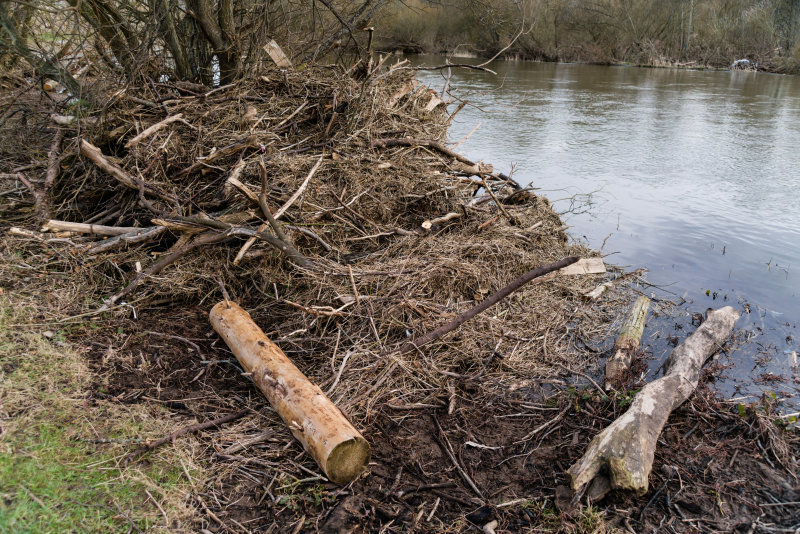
[210,301,371,484]
[327,436,371,484]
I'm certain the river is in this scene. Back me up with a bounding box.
[414,57,800,410]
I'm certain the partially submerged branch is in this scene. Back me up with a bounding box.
[605,295,650,387]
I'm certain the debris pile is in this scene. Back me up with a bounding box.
[3,62,618,407]
[9,63,794,533]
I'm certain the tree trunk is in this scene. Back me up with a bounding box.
[209,301,371,484]
[0,3,84,96]
[188,0,239,84]
[568,306,740,501]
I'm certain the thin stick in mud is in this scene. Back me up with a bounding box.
[395,255,579,356]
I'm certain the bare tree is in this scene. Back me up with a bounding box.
[1,0,388,92]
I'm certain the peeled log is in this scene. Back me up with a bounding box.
[41,220,143,236]
[604,295,650,387]
[209,301,370,484]
[568,306,740,501]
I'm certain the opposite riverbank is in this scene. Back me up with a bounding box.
[375,0,800,75]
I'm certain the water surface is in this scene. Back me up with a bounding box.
[415,58,800,407]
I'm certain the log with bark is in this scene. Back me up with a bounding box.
[604,295,650,387]
[210,301,370,484]
[567,306,739,502]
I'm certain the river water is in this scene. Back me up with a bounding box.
[414,58,800,409]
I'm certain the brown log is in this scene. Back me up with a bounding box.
[209,301,370,484]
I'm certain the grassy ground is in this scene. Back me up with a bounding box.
[0,297,200,532]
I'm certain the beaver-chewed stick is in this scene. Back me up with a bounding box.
[209,301,370,484]
[604,295,650,387]
[568,306,739,502]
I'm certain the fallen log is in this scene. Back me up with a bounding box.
[567,306,739,501]
[209,301,370,484]
[604,295,650,387]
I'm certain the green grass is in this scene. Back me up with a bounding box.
[515,499,611,533]
[0,423,151,533]
[0,298,195,532]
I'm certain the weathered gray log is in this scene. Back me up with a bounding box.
[604,295,650,387]
[210,301,370,484]
[568,306,740,501]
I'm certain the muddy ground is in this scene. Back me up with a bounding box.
[73,307,799,533]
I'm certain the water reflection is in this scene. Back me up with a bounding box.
[415,58,800,405]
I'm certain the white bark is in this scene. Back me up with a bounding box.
[41,220,143,236]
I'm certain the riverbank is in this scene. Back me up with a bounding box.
[382,48,791,74]
[1,61,797,532]
[375,0,800,75]
[413,58,800,414]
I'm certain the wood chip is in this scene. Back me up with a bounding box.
[558,257,606,276]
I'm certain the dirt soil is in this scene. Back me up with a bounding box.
[71,308,799,533]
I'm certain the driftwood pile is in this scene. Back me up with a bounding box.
[2,61,619,431]
[13,58,768,529]
[4,59,797,532]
